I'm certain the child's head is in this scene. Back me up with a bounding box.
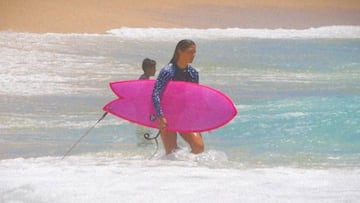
[142,58,156,76]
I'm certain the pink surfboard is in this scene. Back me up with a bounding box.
[103,80,237,132]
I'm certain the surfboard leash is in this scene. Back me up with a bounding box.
[61,112,108,160]
[143,130,161,159]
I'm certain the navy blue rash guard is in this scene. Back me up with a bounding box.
[152,63,199,117]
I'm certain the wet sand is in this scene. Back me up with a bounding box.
[1,0,360,33]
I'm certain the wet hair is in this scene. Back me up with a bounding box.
[169,39,196,64]
[142,58,156,72]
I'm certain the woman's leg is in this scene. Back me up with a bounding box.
[160,131,178,154]
[180,132,204,154]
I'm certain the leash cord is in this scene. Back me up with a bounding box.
[62,111,160,160]
[143,130,161,159]
[61,112,108,160]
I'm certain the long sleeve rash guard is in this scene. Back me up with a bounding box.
[152,63,199,117]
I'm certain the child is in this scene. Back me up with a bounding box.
[139,58,156,80]
[136,58,156,146]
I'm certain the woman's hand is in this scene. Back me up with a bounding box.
[158,116,167,131]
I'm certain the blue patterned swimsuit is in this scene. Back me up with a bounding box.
[152,63,199,117]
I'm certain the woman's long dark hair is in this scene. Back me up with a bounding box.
[169,39,196,64]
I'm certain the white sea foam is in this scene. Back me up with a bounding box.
[0,156,359,203]
[107,26,360,40]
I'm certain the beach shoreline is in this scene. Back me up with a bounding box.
[1,0,360,33]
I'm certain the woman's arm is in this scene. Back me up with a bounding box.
[152,67,172,117]
[188,66,199,84]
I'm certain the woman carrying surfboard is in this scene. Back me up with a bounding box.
[152,39,205,155]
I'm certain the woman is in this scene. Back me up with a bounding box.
[152,39,205,155]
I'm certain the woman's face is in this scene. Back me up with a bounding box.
[179,44,196,64]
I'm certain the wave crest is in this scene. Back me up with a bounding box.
[107,26,360,40]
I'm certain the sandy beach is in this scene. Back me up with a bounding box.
[1,0,360,33]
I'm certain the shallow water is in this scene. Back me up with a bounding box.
[0,27,360,202]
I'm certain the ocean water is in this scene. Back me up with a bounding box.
[1,26,360,202]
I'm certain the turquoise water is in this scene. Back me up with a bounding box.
[0,30,359,168]
[197,39,360,167]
